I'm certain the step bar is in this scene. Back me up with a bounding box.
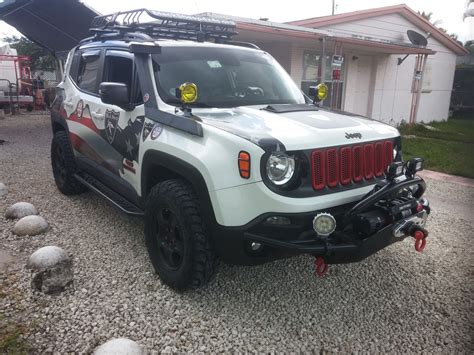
[74,173,144,216]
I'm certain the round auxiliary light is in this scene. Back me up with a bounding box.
[316,83,328,101]
[266,153,295,186]
[313,213,336,236]
[179,82,198,104]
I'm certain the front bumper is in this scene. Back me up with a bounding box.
[245,210,428,264]
[213,175,429,266]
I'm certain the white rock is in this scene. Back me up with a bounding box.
[5,202,38,219]
[28,246,73,294]
[28,246,69,269]
[13,215,48,236]
[0,182,6,197]
[94,338,143,355]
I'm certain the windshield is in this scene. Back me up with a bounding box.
[152,46,306,108]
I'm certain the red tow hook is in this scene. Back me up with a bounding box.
[314,256,329,277]
[413,229,428,252]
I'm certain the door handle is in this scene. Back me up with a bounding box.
[91,111,104,120]
[63,100,73,108]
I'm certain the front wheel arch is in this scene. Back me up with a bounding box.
[141,150,218,231]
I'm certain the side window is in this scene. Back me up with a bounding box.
[103,51,143,105]
[76,50,101,94]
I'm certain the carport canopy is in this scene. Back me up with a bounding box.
[0,0,99,57]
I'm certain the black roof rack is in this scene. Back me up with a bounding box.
[87,8,238,43]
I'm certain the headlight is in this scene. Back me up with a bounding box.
[266,153,295,185]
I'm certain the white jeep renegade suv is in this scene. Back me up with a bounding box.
[50,9,430,290]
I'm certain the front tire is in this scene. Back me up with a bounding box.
[145,179,216,290]
[51,131,86,195]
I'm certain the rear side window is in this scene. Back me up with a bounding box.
[76,50,101,94]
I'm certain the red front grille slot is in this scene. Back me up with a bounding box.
[311,151,325,190]
[374,142,384,176]
[326,149,339,187]
[384,140,394,168]
[340,147,352,185]
[352,145,364,182]
[311,139,394,190]
[364,144,374,180]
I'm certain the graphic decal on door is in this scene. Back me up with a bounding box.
[75,100,84,119]
[104,110,120,144]
[110,116,145,162]
[142,121,155,142]
[64,101,145,176]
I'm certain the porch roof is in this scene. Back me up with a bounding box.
[197,12,435,55]
[235,21,435,55]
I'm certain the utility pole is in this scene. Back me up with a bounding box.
[332,0,336,15]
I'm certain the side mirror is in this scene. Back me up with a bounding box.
[99,82,133,111]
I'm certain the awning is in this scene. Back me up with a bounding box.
[236,22,435,55]
[0,0,99,57]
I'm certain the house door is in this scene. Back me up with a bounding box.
[352,55,373,117]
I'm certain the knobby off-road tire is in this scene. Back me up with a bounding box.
[145,179,217,291]
[51,131,87,195]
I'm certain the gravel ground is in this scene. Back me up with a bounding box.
[1,114,473,353]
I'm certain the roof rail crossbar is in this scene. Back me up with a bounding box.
[89,8,237,43]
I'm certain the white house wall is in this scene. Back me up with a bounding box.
[316,13,458,124]
[256,42,292,73]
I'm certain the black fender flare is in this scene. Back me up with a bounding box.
[141,150,218,231]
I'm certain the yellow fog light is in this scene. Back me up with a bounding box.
[178,82,198,104]
[316,83,328,101]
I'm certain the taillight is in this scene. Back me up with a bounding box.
[238,151,250,179]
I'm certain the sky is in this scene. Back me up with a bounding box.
[0,0,473,42]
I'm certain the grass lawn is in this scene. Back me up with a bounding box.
[399,118,474,178]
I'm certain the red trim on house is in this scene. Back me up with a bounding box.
[287,4,468,55]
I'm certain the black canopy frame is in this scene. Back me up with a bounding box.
[0,0,99,58]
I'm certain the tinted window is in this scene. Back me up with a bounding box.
[76,50,101,94]
[103,51,142,104]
